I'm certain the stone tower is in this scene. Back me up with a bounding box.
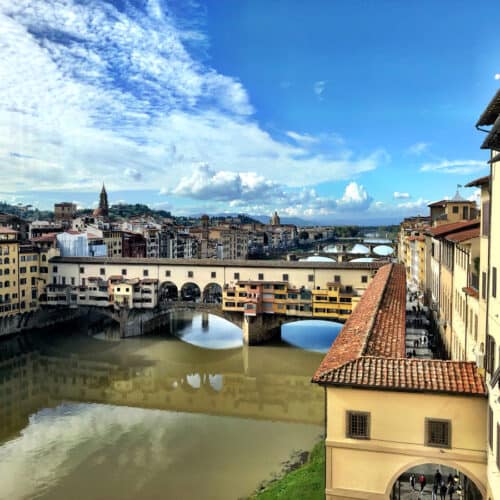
[93,184,109,218]
[270,211,281,225]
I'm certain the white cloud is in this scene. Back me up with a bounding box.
[406,142,430,155]
[397,197,429,210]
[0,0,387,195]
[168,163,281,201]
[420,159,486,175]
[313,80,327,98]
[393,191,411,199]
[286,131,319,144]
[336,182,372,211]
[495,74,500,80]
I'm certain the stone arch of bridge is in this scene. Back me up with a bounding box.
[202,283,223,304]
[180,282,201,302]
[159,281,179,302]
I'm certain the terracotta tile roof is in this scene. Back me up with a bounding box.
[312,264,404,377]
[0,227,18,234]
[465,175,490,188]
[428,199,472,207]
[314,357,486,396]
[445,227,480,243]
[312,263,486,397]
[476,89,500,126]
[429,220,479,237]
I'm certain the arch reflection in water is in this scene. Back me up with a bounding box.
[171,311,243,350]
[281,320,342,352]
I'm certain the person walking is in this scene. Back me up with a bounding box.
[434,470,442,485]
[439,481,447,500]
[432,482,438,500]
[419,473,427,493]
[410,473,416,490]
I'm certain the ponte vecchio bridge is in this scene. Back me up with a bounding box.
[45,257,386,344]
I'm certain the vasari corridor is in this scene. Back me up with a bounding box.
[1,1,500,499]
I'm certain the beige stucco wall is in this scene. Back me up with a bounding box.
[50,261,376,297]
[324,386,487,500]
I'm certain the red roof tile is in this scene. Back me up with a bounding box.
[312,263,486,397]
[445,227,480,243]
[0,227,18,234]
[429,220,479,237]
[314,357,486,396]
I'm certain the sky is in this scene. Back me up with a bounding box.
[1,0,499,224]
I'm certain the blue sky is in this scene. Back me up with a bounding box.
[1,0,499,223]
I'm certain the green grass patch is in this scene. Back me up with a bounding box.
[250,441,325,500]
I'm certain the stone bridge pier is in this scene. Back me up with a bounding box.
[242,314,286,345]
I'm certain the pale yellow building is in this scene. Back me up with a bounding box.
[475,89,500,500]
[313,263,488,499]
[0,228,20,318]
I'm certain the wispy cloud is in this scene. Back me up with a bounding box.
[420,159,486,174]
[393,191,410,199]
[406,142,430,155]
[313,80,327,99]
[0,1,385,196]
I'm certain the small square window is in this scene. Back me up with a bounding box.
[361,275,368,283]
[188,271,193,278]
[211,271,216,279]
[234,272,240,280]
[258,273,264,280]
[308,274,314,282]
[100,268,105,276]
[282,273,289,282]
[122,269,127,276]
[166,270,171,277]
[346,411,370,439]
[452,206,459,214]
[425,418,451,448]
[334,275,340,283]
[79,267,85,273]
[143,269,149,277]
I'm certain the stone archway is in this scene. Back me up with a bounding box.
[180,282,201,302]
[159,281,179,303]
[203,283,222,304]
[386,459,486,499]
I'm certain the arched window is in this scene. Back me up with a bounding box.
[4,257,9,264]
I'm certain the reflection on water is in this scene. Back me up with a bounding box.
[0,312,326,500]
[282,320,342,352]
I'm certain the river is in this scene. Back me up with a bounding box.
[0,312,341,500]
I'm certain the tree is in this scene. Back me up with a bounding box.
[299,231,309,240]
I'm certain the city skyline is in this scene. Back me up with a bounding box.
[1,0,499,222]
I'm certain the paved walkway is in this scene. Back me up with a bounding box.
[405,291,434,360]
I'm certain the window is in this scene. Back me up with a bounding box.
[211,271,216,279]
[165,270,171,277]
[71,277,75,286]
[234,272,240,280]
[488,406,494,450]
[258,273,264,280]
[53,266,58,273]
[282,274,289,281]
[425,418,451,448]
[143,269,149,277]
[452,206,459,214]
[122,269,127,276]
[361,275,368,283]
[308,274,314,282]
[493,267,497,298]
[346,411,370,439]
[334,275,340,283]
[100,268,105,276]
[486,334,496,374]
[482,272,487,300]
[482,200,490,237]
[80,267,85,273]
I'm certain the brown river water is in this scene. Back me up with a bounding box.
[0,312,341,500]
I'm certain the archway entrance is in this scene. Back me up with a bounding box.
[203,283,222,304]
[159,281,179,303]
[389,463,483,499]
[180,283,201,302]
